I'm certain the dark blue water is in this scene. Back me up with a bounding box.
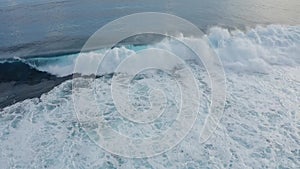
[1,0,299,59]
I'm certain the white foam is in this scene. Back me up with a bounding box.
[208,25,300,73]
[1,25,299,168]
[26,47,136,77]
[1,58,299,168]
[25,25,300,76]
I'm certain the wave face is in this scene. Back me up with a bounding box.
[1,25,299,77]
[0,25,299,168]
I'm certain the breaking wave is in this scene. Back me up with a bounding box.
[1,25,299,78]
[0,25,299,168]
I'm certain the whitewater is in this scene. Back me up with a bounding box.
[0,25,299,168]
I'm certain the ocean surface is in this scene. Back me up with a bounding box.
[1,0,299,59]
[0,0,299,168]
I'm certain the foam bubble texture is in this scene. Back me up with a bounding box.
[0,25,299,168]
[208,25,300,73]
[1,64,299,168]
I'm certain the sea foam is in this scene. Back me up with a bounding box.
[0,25,299,168]
[17,25,299,77]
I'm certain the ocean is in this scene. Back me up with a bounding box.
[0,0,299,168]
